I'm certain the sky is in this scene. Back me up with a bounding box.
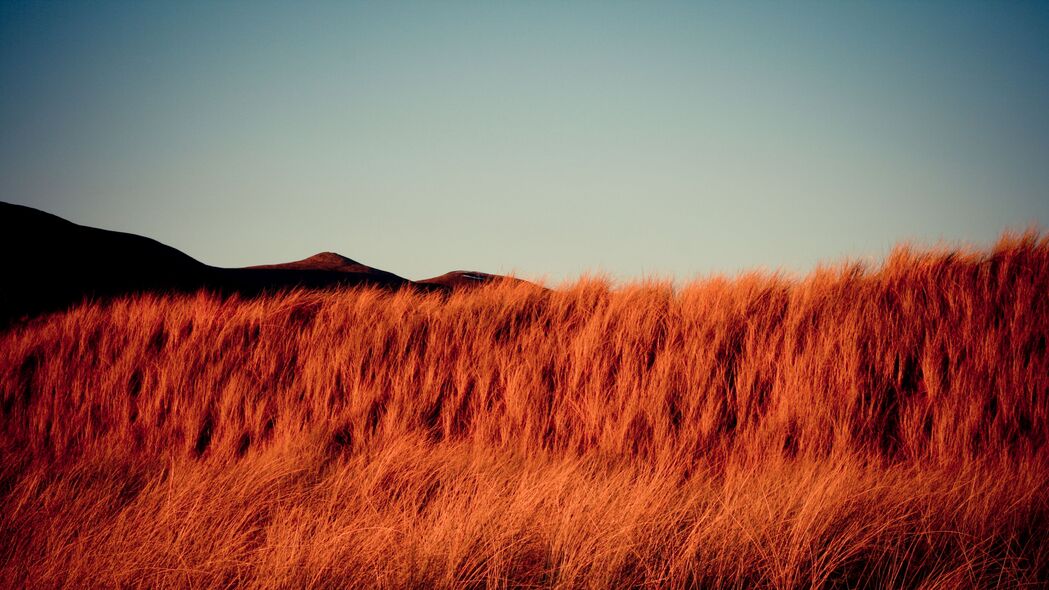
[2,1,1048,283]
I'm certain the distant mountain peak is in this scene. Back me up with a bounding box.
[300,252,359,267]
[249,251,372,272]
[0,202,538,322]
[417,270,531,289]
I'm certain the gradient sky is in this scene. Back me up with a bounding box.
[2,1,1047,283]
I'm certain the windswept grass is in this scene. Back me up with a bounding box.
[2,233,1048,588]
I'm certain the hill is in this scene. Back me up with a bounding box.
[0,202,526,323]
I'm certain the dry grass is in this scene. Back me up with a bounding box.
[2,233,1048,588]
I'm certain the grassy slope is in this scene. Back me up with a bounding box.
[1,233,1047,588]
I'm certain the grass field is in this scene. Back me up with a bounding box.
[2,233,1047,588]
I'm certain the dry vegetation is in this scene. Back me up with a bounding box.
[2,233,1048,589]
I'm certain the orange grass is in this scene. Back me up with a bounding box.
[2,233,1048,588]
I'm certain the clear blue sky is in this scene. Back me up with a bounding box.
[2,1,1047,283]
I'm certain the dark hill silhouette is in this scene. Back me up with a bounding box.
[0,202,528,323]
[0,202,214,322]
[247,251,409,285]
[418,270,529,289]
[251,252,374,273]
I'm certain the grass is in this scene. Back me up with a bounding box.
[1,232,1047,588]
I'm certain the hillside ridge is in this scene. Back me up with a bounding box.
[0,202,529,321]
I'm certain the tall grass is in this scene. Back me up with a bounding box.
[2,233,1047,588]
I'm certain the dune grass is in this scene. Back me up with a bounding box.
[2,233,1047,588]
